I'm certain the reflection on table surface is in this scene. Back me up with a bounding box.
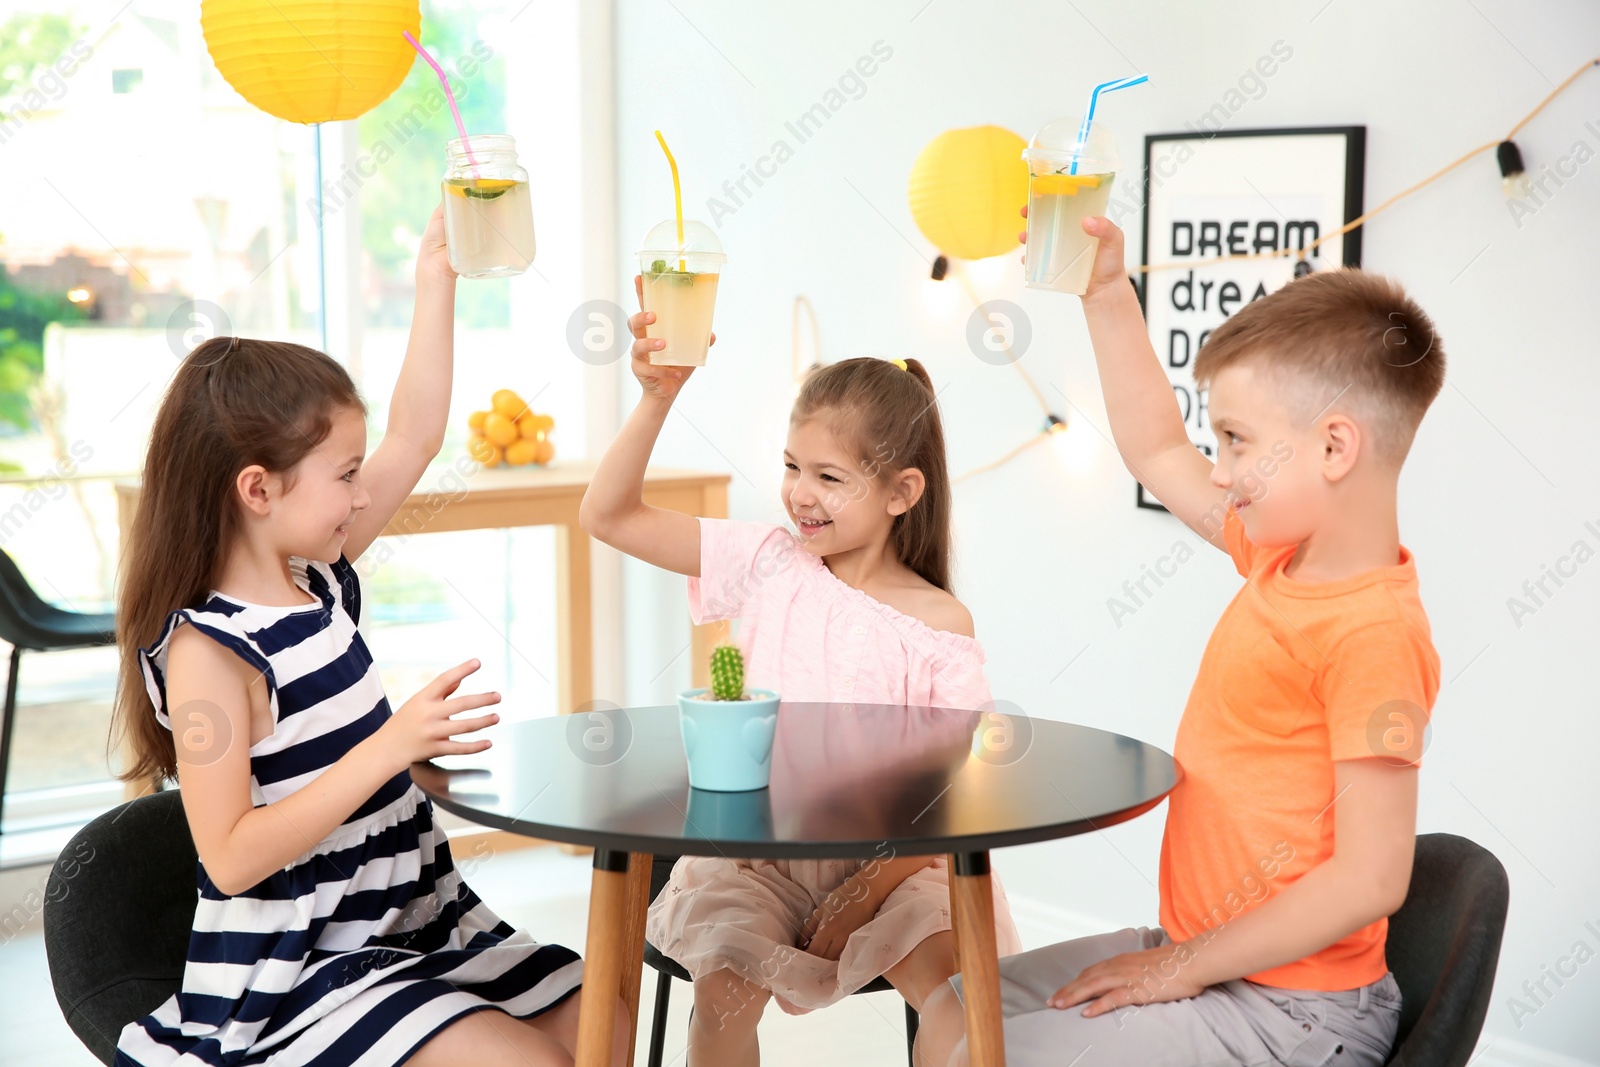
[410,703,1178,859]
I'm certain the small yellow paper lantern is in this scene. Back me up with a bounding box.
[201,0,422,124]
[907,126,1030,261]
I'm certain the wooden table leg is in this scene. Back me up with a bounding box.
[947,853,963,975]
[556,523,594,715]
[951,851,1005,1067]
[619,852,652,1067]
[577,849,629,1067]
[555,525,597,858]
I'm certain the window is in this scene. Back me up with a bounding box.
[0,3,318,858]
[0,0,594,861]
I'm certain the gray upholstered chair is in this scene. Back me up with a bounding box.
[44,789,195,1065]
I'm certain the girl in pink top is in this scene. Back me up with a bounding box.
[579,290,1020,1067]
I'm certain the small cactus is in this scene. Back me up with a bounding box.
[709,643,745,701]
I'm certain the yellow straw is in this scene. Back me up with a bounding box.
[654,130,686,271]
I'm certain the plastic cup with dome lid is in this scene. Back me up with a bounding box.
[1022,74,1147,294]
[637,219,725,367]
[1022,117,1122,294]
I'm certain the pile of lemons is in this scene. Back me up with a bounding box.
[467,389,555,467]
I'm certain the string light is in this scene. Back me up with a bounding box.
[955,429,1053,483]
[949,55,1599,483]
[1496,140,1527,195]
[789,277,1069,485]
[783,55,1600,489]
[1131,56,1599,276]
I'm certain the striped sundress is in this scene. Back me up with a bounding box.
[115,555,584,1067]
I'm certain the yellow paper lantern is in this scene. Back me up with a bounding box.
[202,0,422,124]
[907,125,1030,261]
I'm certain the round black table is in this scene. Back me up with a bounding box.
[411,703,1179,1067]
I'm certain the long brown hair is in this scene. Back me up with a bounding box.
[791,357,954,592]
[112,337,364,786]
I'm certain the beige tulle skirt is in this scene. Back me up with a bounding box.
[645,854,1023,1015]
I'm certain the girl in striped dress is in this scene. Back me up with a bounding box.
[111,207,625,1067]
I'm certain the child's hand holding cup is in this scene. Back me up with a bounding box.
[629,274,717,403]
[635,219,725,369]
[1018,205,1132,305]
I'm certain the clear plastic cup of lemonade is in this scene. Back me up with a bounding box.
[637,220,725,367]
[1022,118,1120,295]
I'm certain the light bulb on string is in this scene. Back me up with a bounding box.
[964,252,1013,293]
[921,260,964,320]
[1047,412,1100,476]
[1497,140,1530,197]
[925,60,1600,489]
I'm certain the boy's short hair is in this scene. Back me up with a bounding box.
[1193,269,1445,464]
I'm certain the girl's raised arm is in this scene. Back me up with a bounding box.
[343,204,457,563]
[578,276,705,576]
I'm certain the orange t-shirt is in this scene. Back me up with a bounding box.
[1157,505,1440,990]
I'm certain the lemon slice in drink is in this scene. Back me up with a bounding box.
[1031,173,1106,196]
[445,178,519,200]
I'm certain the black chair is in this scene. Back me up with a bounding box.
[43,789,197,1065]
[0,548,116,833]
[644,855,919,1067]
[1383,833,1510,1067]
[39,802,1505,1067]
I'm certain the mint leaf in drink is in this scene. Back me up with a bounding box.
[644,259,701,284]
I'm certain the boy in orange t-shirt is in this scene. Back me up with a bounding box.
[918,217,1445,1067]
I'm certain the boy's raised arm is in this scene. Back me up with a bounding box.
[1078,216,1231,550]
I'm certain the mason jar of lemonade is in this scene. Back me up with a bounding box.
[441,135,536,278]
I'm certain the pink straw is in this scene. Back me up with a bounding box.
[402,30,478,172]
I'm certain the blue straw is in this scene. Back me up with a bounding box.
[1070,74,1149,174]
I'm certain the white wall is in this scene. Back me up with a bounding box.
[606,1,1600,1061]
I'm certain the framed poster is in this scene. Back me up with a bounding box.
[1136,126,1365,511]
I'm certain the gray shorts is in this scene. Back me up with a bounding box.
[948,926,1401,1067]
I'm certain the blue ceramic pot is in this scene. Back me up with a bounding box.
[676,688,780,791]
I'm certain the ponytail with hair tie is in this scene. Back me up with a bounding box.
[898,356,935,395]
